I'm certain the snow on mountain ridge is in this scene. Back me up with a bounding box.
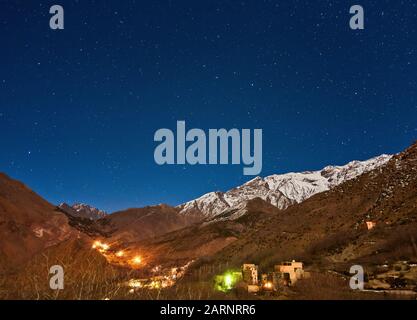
[178,154,392,220]
[179,192,230,218]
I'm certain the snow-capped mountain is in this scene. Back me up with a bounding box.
[59,203,107,220]
[178,154,392,220]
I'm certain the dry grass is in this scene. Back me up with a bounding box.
[0,239,137,300]
[292,272,400,300]
[0,240,230,300]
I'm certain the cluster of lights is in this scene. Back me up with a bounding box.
[92,241,110,251]
[92,241,143,269]
[127,275,175,291]
[127,261,193,292]
[128,279,143,288]
[215,272,275,292]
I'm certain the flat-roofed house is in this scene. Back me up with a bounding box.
[274,260,304,285]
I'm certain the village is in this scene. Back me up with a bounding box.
[89,234,417,298]
[90,238,312,295]
[215,260,310,295]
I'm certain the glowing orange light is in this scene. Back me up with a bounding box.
[116,250,124,257]
[92,241,110,252]
[92,241,101,249]
[132,256,142,265]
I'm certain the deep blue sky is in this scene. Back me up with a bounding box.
[1,1,416,212]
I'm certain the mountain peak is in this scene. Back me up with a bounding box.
[59,203,107,220]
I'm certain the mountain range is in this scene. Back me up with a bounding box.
[1,142,416,299]
[0,152,394,272]
[178,154,392,221]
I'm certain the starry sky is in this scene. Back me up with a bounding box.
[0,1,416,212]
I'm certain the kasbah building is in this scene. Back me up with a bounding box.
[242,260,310,294]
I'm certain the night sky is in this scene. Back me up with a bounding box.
[1,1,416,212]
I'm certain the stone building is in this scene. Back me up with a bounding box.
[242,264,259,285]
[274,260,305,285]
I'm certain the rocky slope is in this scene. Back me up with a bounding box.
[100,204,198,243]
[0,173,78,273]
